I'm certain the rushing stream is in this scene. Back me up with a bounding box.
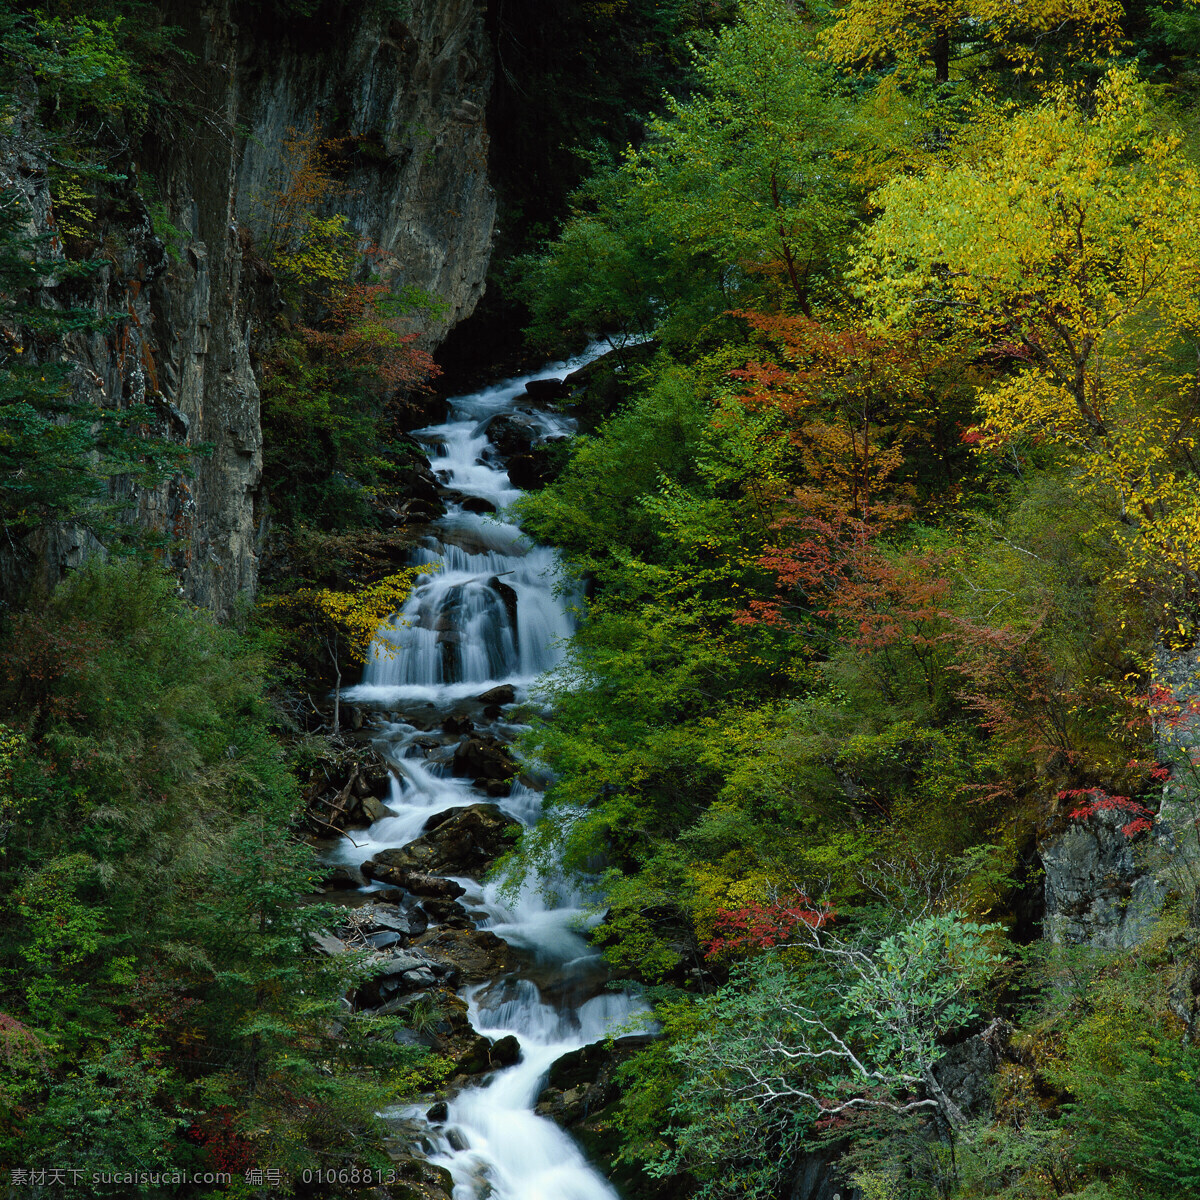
[328,350,648,1200]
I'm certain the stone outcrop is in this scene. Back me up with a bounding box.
[234,0,496,346]
[414,927,517,982]
[932,1019,1012,1118]
[1042,808,1166,948]
[1041,645,1200,947]
[363,803,518,879]
[2,0,495,616]
[1,3,264,617]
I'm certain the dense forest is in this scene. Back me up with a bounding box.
[2,0,1200,1197]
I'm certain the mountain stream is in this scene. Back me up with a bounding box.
[327,350,648,1200]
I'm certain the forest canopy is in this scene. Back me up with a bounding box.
[509,0,1200,1196]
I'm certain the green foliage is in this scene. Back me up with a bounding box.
[1055,1004,1200,1196]
[253,123,442,534]
[632,915,1002,1198]
[0,563,417,1186]
[0,187,194,549]
[505,8,1200,1195]
[522,0,858,353]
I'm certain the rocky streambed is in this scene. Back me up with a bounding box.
[306,350,651,1200]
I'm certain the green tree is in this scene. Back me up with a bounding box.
[523,0,857,352]
[645,913,1002,1196]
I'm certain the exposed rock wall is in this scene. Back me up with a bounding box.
[2,0,495,617]
[0,3,261,618]
[1042,810,1166,948]
[234,0,496,343]
[1041,645,1200,947]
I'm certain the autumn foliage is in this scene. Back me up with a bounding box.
[706,895,834,959]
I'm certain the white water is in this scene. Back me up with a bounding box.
[333,349,649,1200]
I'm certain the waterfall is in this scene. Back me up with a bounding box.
[330,347,650,1200]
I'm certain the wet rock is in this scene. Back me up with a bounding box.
[535,1035,654,1124]
[562,342,659,431]
[355,950,460,1009]
[318,863,363,891]
[361,862,468,898]
[402,967,440,990]
[489,1034,520,1067]
[483,412,538,457]
[455,1034,498,1075]
[379,1156,455,1200]
[460,495,496,514]
[788,1146,852,1200]
[425,1101,448,1124]
[445,1128,470,1152]
[420,897,474,929]
[475,684,516,706]
[505,450,546,491]
[486,577,519,647]
[370,903,429,939]
[507,438,567,491]
[452,737,517,783]
[442,714,473,736]
[368,804,518,878]
[521,378,568,404]
[360,795,393,823]
[415,927,517,982]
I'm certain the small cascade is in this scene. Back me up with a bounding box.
[331,346,649,1200]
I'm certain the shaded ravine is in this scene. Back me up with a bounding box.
[327,350,649,1200]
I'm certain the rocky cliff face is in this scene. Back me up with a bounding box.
[1041,646,1200,947]
[2,0,494,618]
[235,0,496,344]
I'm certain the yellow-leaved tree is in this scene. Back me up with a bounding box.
[854,67,1200,599]
[822,0,1126,82]
[269,566,431,729]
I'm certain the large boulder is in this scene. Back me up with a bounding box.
[535,1035,654,1125]
[420,897,475,929]
[360,860,468,898]
[931,1018,1012,1119]
[415,927,517,982]
[483,412,538,458]
[1042,807,1166,947]
[355,948,461,1009]
[520,377,569,405]
[452,737,517,783]
[364,902,429,940]
[366,804,519,879]
[534,1033,658,1198]
[506,439,568,492]
[376,1156,455,1200]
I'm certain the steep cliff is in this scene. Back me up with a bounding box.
[234,0,495,344]
[2,0,494,618]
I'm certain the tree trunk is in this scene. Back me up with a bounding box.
[922,1064,968,1128]
[932,27,950,84]
[329,632,341,732]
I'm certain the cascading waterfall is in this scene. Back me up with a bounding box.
[331,348,649,1200]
